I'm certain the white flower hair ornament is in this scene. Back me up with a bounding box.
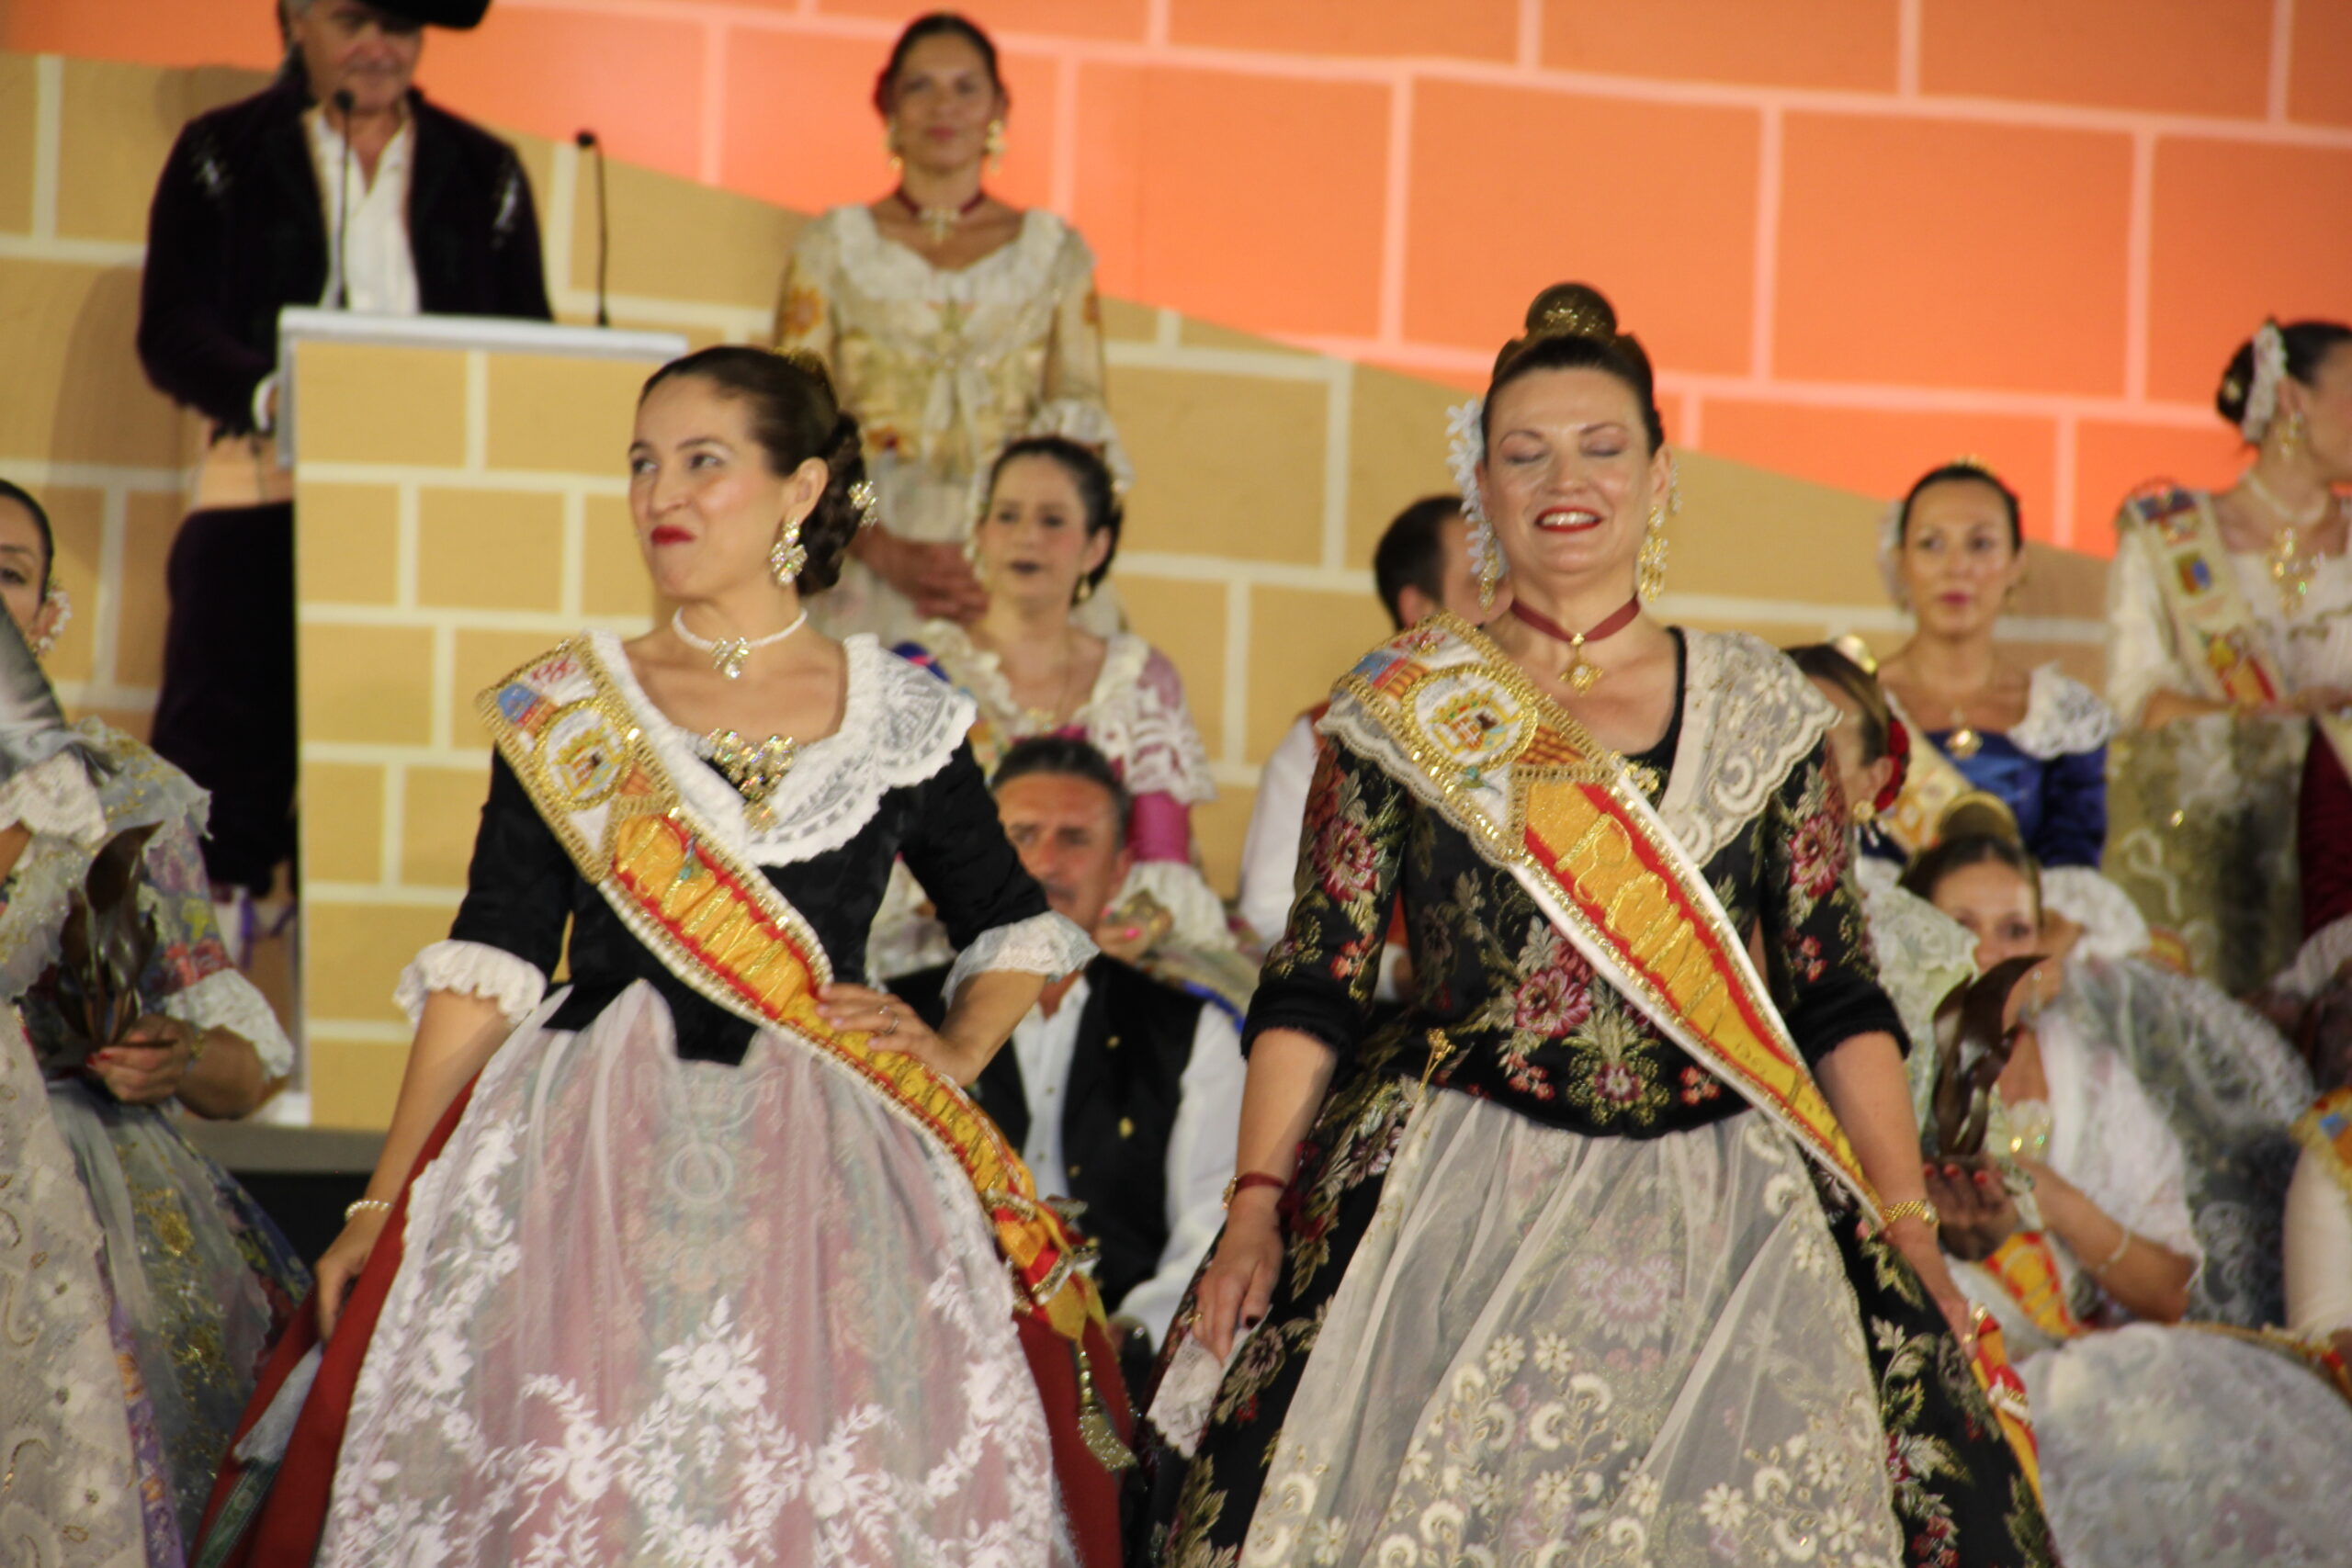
[2240,320,2289,442]
[1447,398,1509,606]
[1875,499,1909,609]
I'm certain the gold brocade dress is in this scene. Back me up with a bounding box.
[774,205,1129,642]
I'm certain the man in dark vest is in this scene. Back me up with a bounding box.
[137,0,549,953]
[894,736,1245,1359]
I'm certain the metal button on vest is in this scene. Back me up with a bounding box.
[1117,1117,1135,1139]
[1068,1164,1081,1179]
[1106,1034,1121,1050]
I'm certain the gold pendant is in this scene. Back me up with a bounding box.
[920,207,957,244]
[1947,725,1983,760]
[1564,633,1601,694]
[710,638,751,681]
[707,729,797,829]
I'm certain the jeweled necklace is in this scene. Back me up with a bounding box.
[1945,707,1984,760]
[672,607,808,681]
[2242,471,2334,615]
[1508,594,1643,694]
[696,728,798,831]
[895,184,987,245]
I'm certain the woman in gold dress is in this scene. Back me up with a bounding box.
[774,13,1125,642]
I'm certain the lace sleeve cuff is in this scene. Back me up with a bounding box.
[394,939,548,1026]
[2041,866,2153,961]
[941,911,1096,1007]
[2277,915,2352,1001]
[162,969,295,1079]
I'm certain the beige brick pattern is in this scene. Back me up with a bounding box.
[400,763,496,889]
[300,763,387,886]
[293,482,401,605]
[299,624,436,747]
[291,342,471,468]
[1245,585,1394,761]
[416,487,566,613]
[581,494,658,618]
[308,1040,415,1130]
[1112,365,1330,566]
[483,354,656,474]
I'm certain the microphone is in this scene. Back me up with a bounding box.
[332,89,356,310]
[576,130,610,328]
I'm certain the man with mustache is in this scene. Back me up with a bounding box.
[137,0,549,955]
[892,735,1245,1368]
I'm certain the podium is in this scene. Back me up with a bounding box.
[276,310,685,1127]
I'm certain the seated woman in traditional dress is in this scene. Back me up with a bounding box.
[1868,460,2146,957]
[2107,317,2352,995]
[774,12,1125,641]
[880,435,1250,1011]
[0,478,306,1564]
[1905,830,2352,1568]
[193,348,1132,1567]
[1141,285,2052,1568]
[1803,639,2311,1325]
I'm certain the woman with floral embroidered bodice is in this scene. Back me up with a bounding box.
[2107,318,2352,995]
[194,348,1125,1568]
[1868,461,2143,959]
[0,479,306,1568]
[882,436,1249,1010]
[1140,286,2052,1568]
[1904,832,2352,1568]
[772,14,1125,643]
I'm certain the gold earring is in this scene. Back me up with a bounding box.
[985,118,1006,174]
[1074,575,1094,604]
[884,123,903,175]
[1473,517,1502,611]
[1852,800,1877,827]
[1636,504,1668,603]
[771,513,808,586]
[2279,409,2306,457]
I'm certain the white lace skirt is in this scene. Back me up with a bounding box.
[1240,1094,1903,1567]
[318,981,1074,1568]
[2022,1324,2352,1568]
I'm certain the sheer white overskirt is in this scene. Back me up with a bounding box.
[318,981,1072,1568]
[1242,1093,1903,1568]
[2021,1324,2352,1568]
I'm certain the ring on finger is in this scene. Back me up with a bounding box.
[879,1003,899,1037]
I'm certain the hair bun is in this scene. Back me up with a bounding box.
[1525,283,1619,343]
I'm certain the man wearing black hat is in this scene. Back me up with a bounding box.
[137,0,550,949]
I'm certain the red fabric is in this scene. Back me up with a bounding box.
[194,1077,479,1567]
[197,1073,1135,1565]
[2303,730,2352,940]
[1127,790,1193,863]
[1016,1315,1136,1568]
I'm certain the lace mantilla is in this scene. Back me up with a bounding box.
[0,749,107,845]
[2007,665,2115,760]
[588,630,971,867]
[164,968,296,1078]
[1657,631,1839,868]
[2040,866,2152,961]
[940,908,1096,1006]
[395,938,550,1026]
[914,622,1215,804]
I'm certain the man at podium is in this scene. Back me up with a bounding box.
[136,0,549,950]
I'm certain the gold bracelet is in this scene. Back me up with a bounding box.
[345,1198,392,1224]
[1880,1198,1940,1233]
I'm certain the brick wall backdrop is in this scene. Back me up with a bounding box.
[6,0,2350,551]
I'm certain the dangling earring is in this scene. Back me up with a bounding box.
[30,585,69,659]
[770,513,808,586]
[1851,800,1877,827]
[1074,575,1094,604]
[1667,451,1684,516]
[1636,504,1669,604]
[2278,408,2306,459]
[984,118,1006,175]
[1473,516,1502,612]
[884,122,903,174]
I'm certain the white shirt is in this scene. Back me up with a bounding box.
[254,109,422,430]
[1238,713,1321,947]
[1008,975,1247,1345]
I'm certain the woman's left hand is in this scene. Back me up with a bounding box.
[817,983,966,1079]
[89,1013,198,1104]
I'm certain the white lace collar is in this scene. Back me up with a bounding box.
[586,630,972,868]
[2007,664,2114,760]
[1657,631,1838,868]
[913,620,1150,737]
[825,205,1070,301]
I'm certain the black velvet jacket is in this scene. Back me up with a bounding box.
[137,79,552,433]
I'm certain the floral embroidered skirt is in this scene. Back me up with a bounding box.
[40,1073,309,1554]
[2018,1324,2352,1567]
[1143,1076,2052,1568]
[315,981,1076,1567]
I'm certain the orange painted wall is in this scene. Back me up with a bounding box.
[7,0,2350,551]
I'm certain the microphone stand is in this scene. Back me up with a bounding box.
[331,87,356,310]
[575,130,610,327]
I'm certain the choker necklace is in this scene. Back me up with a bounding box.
[2244,470,2332,529]
[895,184,987,245]
[672,607,808,680]
[1508,595,1643,694]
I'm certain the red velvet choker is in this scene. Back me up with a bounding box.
[1508,594,1643,693]
[894,184,986,243]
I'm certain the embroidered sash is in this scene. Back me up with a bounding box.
[478,638,1105,1348]
[1878,694,1980,857]
[2122,485,2352,771]
[1326,615,1878,1217]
